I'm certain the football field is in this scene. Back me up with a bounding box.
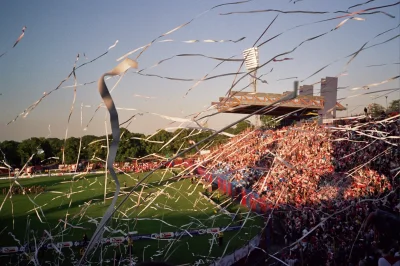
[0,171,263,265]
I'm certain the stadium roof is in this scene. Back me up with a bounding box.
[212,91,346,116]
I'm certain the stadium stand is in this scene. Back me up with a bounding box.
[197,116,400,265]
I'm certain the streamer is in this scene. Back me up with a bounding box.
[139,54,243,73]
[350,75,400,91]
[79,58,138,263]
[366,62,400,67]
[117,0,253,61]
[220,2,400,16]
[13,26,26,48]
[347,0,376,10]
[7,40,119,125]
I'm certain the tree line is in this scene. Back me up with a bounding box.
[0,121,254,168]
[368,100,400,117]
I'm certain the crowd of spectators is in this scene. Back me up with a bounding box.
[115,161,161,173]
[2,185,46,195]
[201,115,400,265]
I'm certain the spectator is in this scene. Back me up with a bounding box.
[378,246,400,266]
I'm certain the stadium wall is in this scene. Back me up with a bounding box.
[209,234,261,266]
[197,167,267,213]
[196,167,269,265]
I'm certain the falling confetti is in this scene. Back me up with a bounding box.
[1,1,400,265]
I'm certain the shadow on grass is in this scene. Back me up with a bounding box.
[0,174,103,190]
[0,200,263,266]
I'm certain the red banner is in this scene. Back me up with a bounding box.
[241,189,247,206]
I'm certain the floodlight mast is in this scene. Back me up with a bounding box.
[243,47,259,93]
[243,47,260,126]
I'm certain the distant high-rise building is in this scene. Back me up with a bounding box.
[319,77,338,119]
[299,85,313,96]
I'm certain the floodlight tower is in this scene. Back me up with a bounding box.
[243,47,259,92]
[243,47,260,127]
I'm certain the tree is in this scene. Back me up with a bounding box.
[81,135,100,160]
[145,130,173,156]
[260,115,279,128]
[0,125,235,166]
[232,120,253,134]
[116,131,148,162]
[387,99,400,113]
[368,103,385,117]
[63,137,80,164]
[40,138,54,159]
[17,138,44,166]
[47,138,63,158]
[0,141,20,167]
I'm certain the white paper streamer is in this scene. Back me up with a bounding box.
[79,58,138,264]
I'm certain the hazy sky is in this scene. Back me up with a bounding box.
[0,0,399,141]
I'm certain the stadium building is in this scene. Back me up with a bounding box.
[212,76,345,125]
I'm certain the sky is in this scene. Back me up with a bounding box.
[0,0,399,141]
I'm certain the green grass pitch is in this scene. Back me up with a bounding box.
[0,171,263,265]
